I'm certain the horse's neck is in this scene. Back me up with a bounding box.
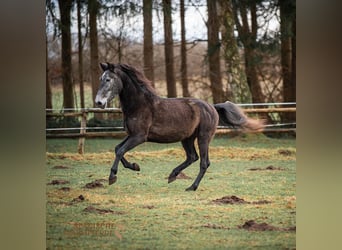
[119,81,150,115]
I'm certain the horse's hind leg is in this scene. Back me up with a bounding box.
[185,136,211,191]
[168,136,198,183]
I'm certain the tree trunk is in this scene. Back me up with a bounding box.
[232,0,264,104]
[290,16,296,122]
[162,0,177,97]
[77,0,85,109]
[280,0,296,122]
[291,16,296,102]
[46,36,52,111]
[143,0,155,86]
[58,0,74,109]
[244,47,264,103]
[180,0,190,97]
[219,0,250,103]
[89,0,100,107]
[207,0,225,103]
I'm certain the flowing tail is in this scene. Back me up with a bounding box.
[214,101,265,131]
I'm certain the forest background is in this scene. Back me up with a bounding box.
[46,0,295,123]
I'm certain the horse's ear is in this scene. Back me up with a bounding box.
[100,62,108,71]
[107,62,115,72]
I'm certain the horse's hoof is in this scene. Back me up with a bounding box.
[108,176,117,185]
[132,163,140,171]
[168,175,177,183]
[185,186,197,191]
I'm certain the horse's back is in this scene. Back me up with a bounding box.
[147,98,218,143]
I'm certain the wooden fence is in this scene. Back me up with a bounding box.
[46,103,296,154]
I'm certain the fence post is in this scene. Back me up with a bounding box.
[78,111,87,154]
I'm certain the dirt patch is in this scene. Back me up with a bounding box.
[278,149,295,156]
[142,205,156,209]
[59,187,71,191]
[176,172,192,179]
[212,195,248,204]
[251,200,272,205]
[48,180,70,185]
[239,220,296,232]
[202,223,230,230]
[248,165,284,171]
[212,195,271,205]
[72,195,85,203]
[83,206,124,215]
[165,172,192,180]
[84,179,106,189]
[53,165,70,169]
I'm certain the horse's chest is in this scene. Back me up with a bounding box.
[124,113,152,134]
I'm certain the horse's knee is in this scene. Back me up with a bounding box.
[191,153,199,162]
[200,159,210,170]
[115,147,126,159]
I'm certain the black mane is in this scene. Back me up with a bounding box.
[118,64,157,98]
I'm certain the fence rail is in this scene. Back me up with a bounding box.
[46,102,296,154]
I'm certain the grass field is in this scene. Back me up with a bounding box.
[46,134,296,249]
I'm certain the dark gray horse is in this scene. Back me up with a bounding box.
[95,63,264,191]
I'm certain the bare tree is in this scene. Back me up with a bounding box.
[291,16,296,102]
[232,0,264,104]
[280,0,296,122]
[143,0,155,86]
[46,35,52,111]
[218,0,250,103]
[89,0,100,107]
[163,0,177,97]
[207,0,225,103]
[77,0,85,109]
[180,0,190,97]
[58,0,74,109]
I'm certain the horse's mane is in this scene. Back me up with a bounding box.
[118,64,157,97]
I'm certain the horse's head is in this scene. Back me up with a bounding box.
[95,62,123,108]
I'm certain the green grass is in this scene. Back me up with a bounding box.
[46,134,296,249]
[46,133,295,153]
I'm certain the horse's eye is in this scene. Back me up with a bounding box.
[106,79,111,82]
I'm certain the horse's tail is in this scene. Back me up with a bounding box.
[213,101,265,131]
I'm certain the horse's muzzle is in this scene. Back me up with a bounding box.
[95,100,107,109]
[95,96,107,109]
[96,101,104,107]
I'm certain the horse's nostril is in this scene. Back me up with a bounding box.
[96,101,103,106]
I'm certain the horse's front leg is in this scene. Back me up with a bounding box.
[109,135,145,185]
[115,137,140,171]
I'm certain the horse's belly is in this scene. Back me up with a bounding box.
[147,125,195,143]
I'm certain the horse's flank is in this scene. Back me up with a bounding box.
[147,97,218,143]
